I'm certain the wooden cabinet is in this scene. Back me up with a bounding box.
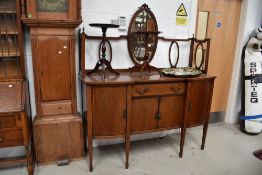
[0,81,34,175]
[28,28,83,164]
[131,97,158,132]
[185,80,214,151]
[187,80,213,128]
[0,1,34,174]
[33,115,83,163]
[30,30,77,117]
[83,73,215,171]
[131,83,185,133]
[0,0,24,79]
[158,96,184,129]
[36,36,72,102]
[25,0,81,21]
[22,0,83,164]
[92,86,127,137]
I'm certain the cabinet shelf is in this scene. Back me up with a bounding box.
[0,10,16,14]
[0,31,18,35]
[0,52,20,57]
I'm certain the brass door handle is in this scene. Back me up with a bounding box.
[123,110,127,118]
[155,112,161,120]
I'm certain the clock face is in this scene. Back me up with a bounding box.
[37,0,68,13]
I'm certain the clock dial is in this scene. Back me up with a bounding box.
[37,0,68,12]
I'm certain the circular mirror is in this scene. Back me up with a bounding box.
[127,4,159,65]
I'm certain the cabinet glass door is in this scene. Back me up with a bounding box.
[0,0,22,78]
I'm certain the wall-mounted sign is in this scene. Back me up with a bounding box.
[176,3,188,16]
[176,3,188,26]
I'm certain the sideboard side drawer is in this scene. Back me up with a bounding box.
[132,83,185,97]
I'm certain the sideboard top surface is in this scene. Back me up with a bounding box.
[81,72,216,85]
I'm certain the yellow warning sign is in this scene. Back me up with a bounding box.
[176,3,187,16]
[176,17,187,26]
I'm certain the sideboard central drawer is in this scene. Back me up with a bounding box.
[132,83,185,97]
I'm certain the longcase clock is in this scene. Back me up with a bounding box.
[22,0,83,163]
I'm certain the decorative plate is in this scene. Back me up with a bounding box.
[161,67,202,78]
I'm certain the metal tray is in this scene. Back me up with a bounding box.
[161,67,202,78]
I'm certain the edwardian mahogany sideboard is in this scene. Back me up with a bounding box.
[79,4,215,172]
[81,73,215,171]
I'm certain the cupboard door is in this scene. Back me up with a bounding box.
[187,81,212,127]
[158,96,184,129]
[37,36,71,101]
[131,98,158,133]
[92,86,126,137]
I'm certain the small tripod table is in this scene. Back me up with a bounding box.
[87,23,120,79]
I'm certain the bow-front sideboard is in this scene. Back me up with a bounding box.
[82,72,215,171]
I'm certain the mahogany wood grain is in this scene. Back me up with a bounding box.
[187,80,212,128]
[158,96,184,129]
[83,72,215,170]
[92,86,127,136]
[125,86,132,169]
[131,98,158,132]
[86,86,93,172]
[132,83,185,97]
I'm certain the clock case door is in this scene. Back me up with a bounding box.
[25,0,80,20]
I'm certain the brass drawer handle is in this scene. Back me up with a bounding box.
[136,87,149,95]
[170,87,178,93]
[0,138,3,142]
[170,86,183,93]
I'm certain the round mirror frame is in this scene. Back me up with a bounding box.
[127,4,159,66]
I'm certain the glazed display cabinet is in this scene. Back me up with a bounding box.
[0,0,34,174]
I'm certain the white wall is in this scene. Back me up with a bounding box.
[82,0,197,70]
[225,0,262,123]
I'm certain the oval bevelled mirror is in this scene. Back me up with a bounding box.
[127,4,159,65]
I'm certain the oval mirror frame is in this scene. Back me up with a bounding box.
[127,4,159,65]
